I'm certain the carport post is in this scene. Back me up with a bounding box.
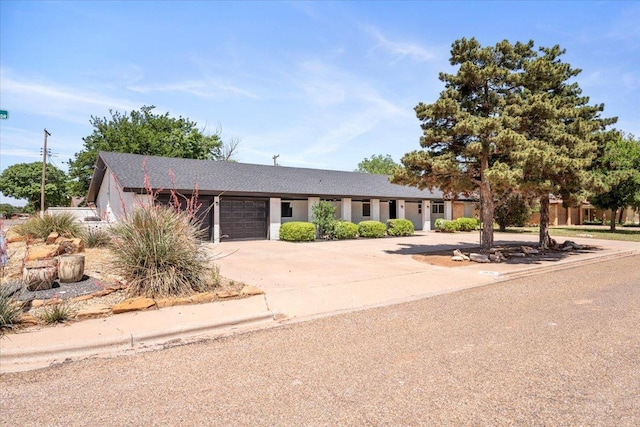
[269,197,281,240]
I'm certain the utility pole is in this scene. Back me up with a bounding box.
[272,154,279,166]
[40,128,51,218]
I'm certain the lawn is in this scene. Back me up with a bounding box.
[501,226,640,242]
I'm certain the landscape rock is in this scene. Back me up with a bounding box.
[112,297,156,314]
[521,246,539,255]
[45,232,60,245]
[76,304,111,319]
[57,238,85,254]
[191,292,216,303]
[5,230,26,243]
[69,294,95,303]
[469,253,490,263]
[240,285,263,296]
[25,245,62,261]
[451,255,467,262]
[510,253,526,258]
[216,290,239,299]
[452,249,470,261]
[489,253,504,262]
[18,313,39,326]
[561,240,582,250]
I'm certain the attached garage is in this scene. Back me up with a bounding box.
[219,198,268,240]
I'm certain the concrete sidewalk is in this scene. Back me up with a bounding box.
[1,232,637,373]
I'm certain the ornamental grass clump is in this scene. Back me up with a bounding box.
[109,203,213,298]
[39,302,72,325]
[14,212,83,239]
[0,289,23,333]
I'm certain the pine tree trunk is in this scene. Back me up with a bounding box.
[618,208,624,225]
[610,208,617,232]
[480,179,494,251]
[539,195,551,249]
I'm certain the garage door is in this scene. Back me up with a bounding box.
[220,199,268,240]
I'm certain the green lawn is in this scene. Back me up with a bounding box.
[500,226,640,242]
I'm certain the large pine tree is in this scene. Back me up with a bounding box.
[393,38,535,249]
[506,46,617,248]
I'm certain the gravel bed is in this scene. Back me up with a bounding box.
[5,276,107,301]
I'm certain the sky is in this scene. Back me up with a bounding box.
[1,1,639,206]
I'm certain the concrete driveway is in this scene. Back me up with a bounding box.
[207,231,638,319]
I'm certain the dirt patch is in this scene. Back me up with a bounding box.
[412,253,473,268]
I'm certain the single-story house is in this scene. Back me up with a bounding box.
[87,152,476,241]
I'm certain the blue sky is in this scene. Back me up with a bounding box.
[1,1,639,206]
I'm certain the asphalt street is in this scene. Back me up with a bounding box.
[1,256,639,426]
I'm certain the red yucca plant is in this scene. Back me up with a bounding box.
[109,164,214,298]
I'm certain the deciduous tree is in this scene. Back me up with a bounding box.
[356,154,398,175]
[68,105,223,197]
[0,162,70,211]
[589,132,640,231]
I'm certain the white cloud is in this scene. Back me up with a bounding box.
[128,79,260,100]
[361,24,436,63]
[0,69,138,124]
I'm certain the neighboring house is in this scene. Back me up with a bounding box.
[87,152,476,242]
[527,197,639,226]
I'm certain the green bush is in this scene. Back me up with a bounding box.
[358,220,387,238]
[109,203,213,298]
[331,221,358,240]
[434,218,458,232]
[14,212,83,239]
[386,219,415,236]
[0,289,23,333]
[453,217,479,232]
[280,221,316,242]
[311,201,337,239]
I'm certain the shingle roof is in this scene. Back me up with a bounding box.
[88,151,447,201]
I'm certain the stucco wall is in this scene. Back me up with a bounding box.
[405,202,422,230]
[281,200,308,223]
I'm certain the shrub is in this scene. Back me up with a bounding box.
[14,212,83,239]
[435,218,458,232]
[311,201,337,239]
[453,217,479,232]
[494,194,530,231]
[84,228,111,248]
[0,289,23,333]
[386,219,415,237]
[331,221,358,240]
[39,302,72,325]
[358,220,387,238]
[109,203,213,298]
[280,221,316,242]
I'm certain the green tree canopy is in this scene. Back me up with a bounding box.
[68,105,223,197]
[505,45,617,247]
[393,38,616,249]
[355,154,398,175]
[589,132,640,231]
[393,38,534,249]
[0,162,70,211]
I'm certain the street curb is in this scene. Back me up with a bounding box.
[498,249,639,280]
[1,312,274,371]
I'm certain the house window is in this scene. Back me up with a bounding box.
[432,203,444,214]
[362,202,371,217]
[418,204,422,215]
[281,202,293,218]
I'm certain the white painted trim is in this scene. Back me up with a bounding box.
[444,200,453,220]
[213,196,220,243]
[422,200,431,230]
